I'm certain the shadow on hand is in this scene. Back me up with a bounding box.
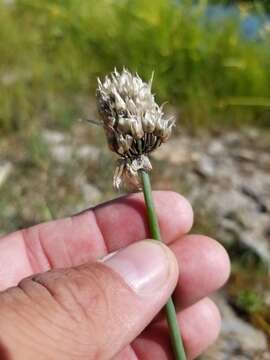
[0,343,11,360]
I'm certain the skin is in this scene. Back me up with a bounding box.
[0,191,230,359]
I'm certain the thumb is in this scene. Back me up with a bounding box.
[0,240,179,360]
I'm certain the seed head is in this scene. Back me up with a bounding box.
[96,68,174,190]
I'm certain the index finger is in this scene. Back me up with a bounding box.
[0,191,193,290]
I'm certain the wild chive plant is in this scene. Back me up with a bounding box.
[96,68,174,190]
[96,69,186,360]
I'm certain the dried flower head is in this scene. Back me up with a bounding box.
[96,68,174,190]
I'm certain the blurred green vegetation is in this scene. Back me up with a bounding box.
[228,250,270,339]
[236,290,264,314]
[0,0,270,134]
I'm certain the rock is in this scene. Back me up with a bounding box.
[42,130,74,162]
[75,145,100,162]
[0,161,12,187]
[201,295,269,360]
[234,149,256,162]
[196,155,216,177]
[50,144,73,163]
[159,130,270,265]
[241,185,268,212]
[187,131,270,349]
[153,138,200,164]
[42,130,66,145]
[223,132,241,145]
[243,127,260,139]
[208,140,225,156]
[192,184,270,264]
[80,182,102,205]
[42,130,101,163]
[74,176,102,207]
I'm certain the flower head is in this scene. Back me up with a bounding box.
[96,68,174,190]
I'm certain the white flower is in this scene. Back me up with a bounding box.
[96,68,174,190]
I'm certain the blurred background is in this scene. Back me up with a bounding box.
[0,0,269,357]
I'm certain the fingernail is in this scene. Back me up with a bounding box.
[101,240,175,295]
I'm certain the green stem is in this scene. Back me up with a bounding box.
[140,169,186,360]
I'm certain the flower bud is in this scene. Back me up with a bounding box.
[142,111,156,133]
[116,134,133,154]
[96,69,175,190]
[114,91,126,111]
[130,118,144,139]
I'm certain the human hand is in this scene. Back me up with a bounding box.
[0,191,230,359]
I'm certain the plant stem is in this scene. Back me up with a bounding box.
[140,169,186,360]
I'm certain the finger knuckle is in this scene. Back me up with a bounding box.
[25,266,112,329]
